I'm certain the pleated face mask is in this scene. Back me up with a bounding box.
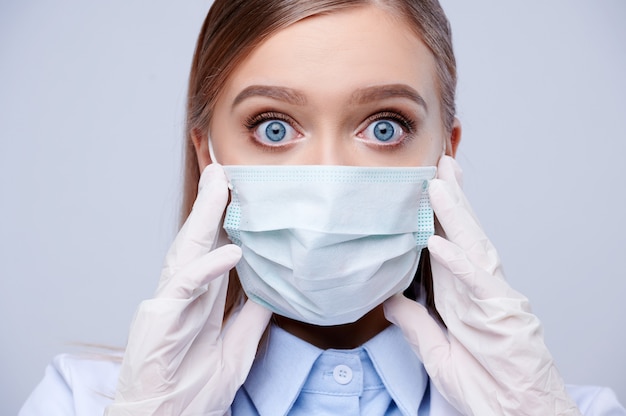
[223,165,436,326]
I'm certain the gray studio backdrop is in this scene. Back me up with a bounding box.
[1,1,625,414]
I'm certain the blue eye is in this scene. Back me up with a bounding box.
[373,121,394,141]
[255,119,298,145]
[362,119,404,143]
[265,121,286,141]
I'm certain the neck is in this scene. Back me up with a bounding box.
[273,305,390,350]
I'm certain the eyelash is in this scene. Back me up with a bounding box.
[365,110,415,132]
[244,111,295,130]
[243,109,418,149]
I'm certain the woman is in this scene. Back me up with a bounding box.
[20,0,626,415]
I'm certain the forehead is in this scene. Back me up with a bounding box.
[220,5,440,109]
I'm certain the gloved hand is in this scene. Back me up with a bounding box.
[384,155,581,416]
[105,164,272,416]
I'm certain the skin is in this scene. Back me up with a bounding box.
[193,5,461,349]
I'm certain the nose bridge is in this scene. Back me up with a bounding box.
[307,127,354,166]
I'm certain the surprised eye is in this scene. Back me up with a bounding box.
[255,119,299,145]
[361,119,404,144]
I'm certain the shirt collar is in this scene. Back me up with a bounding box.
[243,324,323,416]
[363,324,429,416]
[243,323,428,416]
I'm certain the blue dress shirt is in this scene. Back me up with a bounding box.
[18,322,626,415]
[232,323,430,415]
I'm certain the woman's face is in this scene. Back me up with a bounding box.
[202,5,459,167]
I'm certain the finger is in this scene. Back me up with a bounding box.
[429,180,500,273]
[437,155,464,189]
[157,244,241,299]
[428,235,509,300]
[154,246,241,352]
[384,294,451,364]
[165,164,230,269]
[434,155,480,225]
[221,301,273,385]
[429,179,483,242]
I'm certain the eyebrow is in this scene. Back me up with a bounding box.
[231,83,427,111]
[232,85,307,108]
[350,84,428,112]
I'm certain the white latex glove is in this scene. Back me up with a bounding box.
[105,164,272,416]
[384,155,581,416]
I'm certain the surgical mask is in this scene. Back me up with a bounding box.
[222,165,436,326]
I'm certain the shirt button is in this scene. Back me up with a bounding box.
[332,364,353,385]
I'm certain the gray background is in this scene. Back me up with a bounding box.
[1,1,624,414]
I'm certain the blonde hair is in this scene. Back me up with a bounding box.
[181,0,456,321]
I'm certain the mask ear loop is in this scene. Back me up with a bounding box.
[208,137,233,190]
[208,136,219,165]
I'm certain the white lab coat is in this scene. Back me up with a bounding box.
[19,353,626,416]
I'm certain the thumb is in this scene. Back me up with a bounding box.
[384,294,451,367]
